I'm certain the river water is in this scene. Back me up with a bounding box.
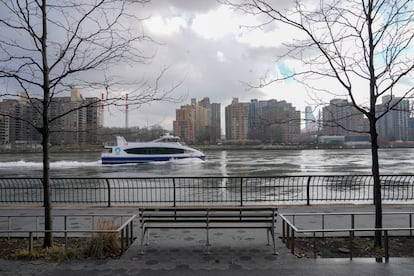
[0,148,412,178]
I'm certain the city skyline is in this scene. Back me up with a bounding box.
[2,91,414,145]
[1,1,413,142]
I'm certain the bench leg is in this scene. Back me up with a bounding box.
[139,228,147,255]
[205,228,211,255]
[145,229,150,245]
[269,227,278,255]
[266,229,270,246]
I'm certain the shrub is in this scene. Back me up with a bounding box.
[85,219,121,259]
[10,246,81,262]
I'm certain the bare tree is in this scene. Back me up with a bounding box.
[224,0,414,254]
[0,0,179,247]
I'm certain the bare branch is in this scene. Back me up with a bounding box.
[0,0,179,248]
[223,0,414,247]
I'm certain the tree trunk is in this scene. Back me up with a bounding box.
[42,131,53,248]
[370,118,382,262]
[41,0,53,248]
[366,0,382,259]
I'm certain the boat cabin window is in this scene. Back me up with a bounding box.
[161,137,180,142]
[124,147,185,155]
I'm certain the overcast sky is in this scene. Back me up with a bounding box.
[104,0,313,130]
[3,1,410,131]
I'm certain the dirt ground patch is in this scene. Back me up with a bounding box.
[2,236,414,260]
[0,237,122,260]
[292,236,414,258]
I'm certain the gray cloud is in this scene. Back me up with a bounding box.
[103,2,298,129]
[0,1,304,131]
[105,25,271,129]
[146,0,220,13]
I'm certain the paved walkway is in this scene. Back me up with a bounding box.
[0,204,414,275]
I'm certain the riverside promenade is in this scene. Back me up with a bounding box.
[1,204,414,276]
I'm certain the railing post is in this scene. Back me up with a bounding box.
[121,227,125,252]
[106,179,111,207]
[7,216,11,240]
[36,216,39,239]
[126,226,129,250]
[64,215,68,251]
[306,176,312,206]
[240,177,243,206]
[349,230,353,261]
[173,178,176,207]
[130,220,134,245]
[384,230,389,262]
[286,224,290,249]
[351,214,355,229]
[410,213,412,237]
[322,214,325,238]
[28,232,33,255]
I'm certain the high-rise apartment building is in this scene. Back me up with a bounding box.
[248,99,264,139]
[173,105,195,143]
[173,98,216,144]
[0,89,102,145]
[194,103,209,141]
[85,97,104,144]
[0,111,10,144]
[49,90,103,145]
[225,98,249,142]
[211,103,221,141]
[377,96,410,142]
[322,99,368,136]
[304,106,316,132]
[0,97,42,144]
[262,100,301,143]
[50,90,86,145]
[198,97,221,143]
[0,100,18,144]
[247,99,300,143]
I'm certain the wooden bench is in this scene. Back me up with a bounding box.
[138,206,278,255]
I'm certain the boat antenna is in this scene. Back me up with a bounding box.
[125,93,128,128]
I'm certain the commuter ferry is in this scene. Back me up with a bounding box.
[101,134,205,164]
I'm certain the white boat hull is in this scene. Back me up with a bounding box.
[101,134,205,165]
[101,154,205,164]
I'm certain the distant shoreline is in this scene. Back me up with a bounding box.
[0,144,103,154]
[200,143,414,150]
[196,144,371,151]
[1,143,413,154]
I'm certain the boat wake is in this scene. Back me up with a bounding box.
[0,160,101,169]
[123,157,205,166]
[167,158,205,164]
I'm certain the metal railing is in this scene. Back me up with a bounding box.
[280,212,414,261]
[0,175,413,206]
[0,214,136,257]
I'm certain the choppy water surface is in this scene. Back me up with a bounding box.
[0,148,412,177]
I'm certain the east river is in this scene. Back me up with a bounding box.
[0,148,413,178]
